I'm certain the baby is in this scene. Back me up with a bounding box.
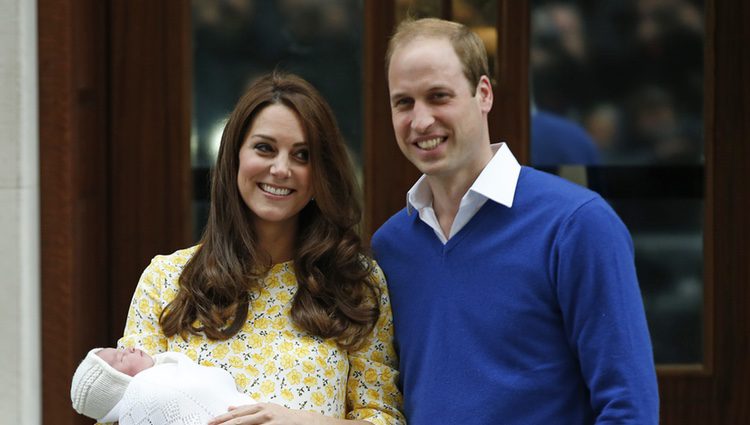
[71,347,254,424]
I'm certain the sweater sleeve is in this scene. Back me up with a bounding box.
[553,198,659,424]
[345,263,405,425]
[117,255,176,355]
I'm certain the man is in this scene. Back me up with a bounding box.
[372,18,659,424]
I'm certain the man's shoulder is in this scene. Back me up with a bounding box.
[513,166,624,228]
[372,207,412,240]
[372,207,423,258]
[519,166,601,206]
[518,167,627,234]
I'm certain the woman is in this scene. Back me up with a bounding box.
[117,73,404,425]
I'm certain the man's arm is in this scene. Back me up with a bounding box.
[554,198,659,424]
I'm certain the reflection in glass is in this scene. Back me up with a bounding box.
[452,0,498,80]
[191,0,363,239]
[396,1,497,78]
[612,198,704,364]
[530,0,704,166]
[395,0,442,22]
[530,0,705,363]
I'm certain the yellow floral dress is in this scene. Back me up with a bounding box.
[116,246,404,424]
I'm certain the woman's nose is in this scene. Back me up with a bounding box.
[270,157,291,178]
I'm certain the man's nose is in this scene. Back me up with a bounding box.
[411,102,435,133]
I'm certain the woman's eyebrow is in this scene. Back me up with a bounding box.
[249,134,276,142]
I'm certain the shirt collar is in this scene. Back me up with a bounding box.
[406,142,521,214]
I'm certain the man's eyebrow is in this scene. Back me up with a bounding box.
[390,84,453,101]
[426,84,454,93]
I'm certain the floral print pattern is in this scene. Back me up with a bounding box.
[117,246,404,424]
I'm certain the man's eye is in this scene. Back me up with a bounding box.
[393,98,413,108]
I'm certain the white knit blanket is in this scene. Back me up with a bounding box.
[101,352,254,425]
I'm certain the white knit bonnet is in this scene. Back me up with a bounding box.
[70,348,132,420]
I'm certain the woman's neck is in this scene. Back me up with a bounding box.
[254,219,298,264]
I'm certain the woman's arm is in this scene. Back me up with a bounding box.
[208,403,371,425]
[208,263,404,425]
[118,253,184,353]
[344,263,405,425]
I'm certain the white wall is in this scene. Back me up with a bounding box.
[0,0,41,423]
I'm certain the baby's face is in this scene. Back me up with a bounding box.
[97,348,154,377]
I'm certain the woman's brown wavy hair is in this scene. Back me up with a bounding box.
[160,72,380,350]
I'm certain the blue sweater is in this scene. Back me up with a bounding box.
[372,167,658,424]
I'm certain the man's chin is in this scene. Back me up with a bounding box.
[417,163,447,177]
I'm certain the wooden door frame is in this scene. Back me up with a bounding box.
[38,1,191,423]
[655,0,750,422]
[363,0,418,234]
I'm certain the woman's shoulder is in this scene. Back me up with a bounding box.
[358,255,389,292]
[138,245,201,291]
[148,245,200,270]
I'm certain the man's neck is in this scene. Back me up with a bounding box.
[429,174,467,231]
[427,149,493,237]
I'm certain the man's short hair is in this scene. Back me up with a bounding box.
[386,17,490,91]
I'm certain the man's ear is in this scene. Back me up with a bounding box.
[476,75,493,114]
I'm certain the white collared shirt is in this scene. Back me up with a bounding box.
[406,143,522,244]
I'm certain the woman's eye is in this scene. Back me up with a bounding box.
[294,149,310,162]
[253,143,273,153]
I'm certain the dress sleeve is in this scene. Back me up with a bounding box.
[97,258,171,425]
[117,255,174,355]
[554,198,659,424]
[345,263,405,425]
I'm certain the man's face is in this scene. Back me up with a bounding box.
[388,37,492,180]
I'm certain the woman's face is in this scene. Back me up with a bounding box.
[237,103,313,231]
[97,347,154,377]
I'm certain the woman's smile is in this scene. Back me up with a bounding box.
[237,103,313,228]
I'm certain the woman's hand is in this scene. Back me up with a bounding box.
[207,403,373,425]
[207,403,317,425]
